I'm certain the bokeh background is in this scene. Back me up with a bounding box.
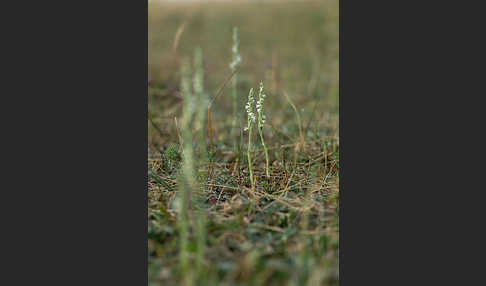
[148,0,338,147]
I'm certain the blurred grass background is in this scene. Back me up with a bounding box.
[149,0,338,147]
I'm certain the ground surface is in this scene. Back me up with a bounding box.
[148,1,339,285]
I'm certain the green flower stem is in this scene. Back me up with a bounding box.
[247,123,255,192]
[246,88,255,192]
[258,124,270,178]
[257,82,270,178]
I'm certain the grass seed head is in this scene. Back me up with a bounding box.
[230,27,241,71]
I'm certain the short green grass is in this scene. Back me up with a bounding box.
[148,1,339,285]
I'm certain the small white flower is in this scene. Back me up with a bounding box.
[255,81,267,127]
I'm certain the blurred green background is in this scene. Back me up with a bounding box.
[148,0,338,147]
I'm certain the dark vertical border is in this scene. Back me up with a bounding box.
[339,0,462,284]
[5,0,149,284]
